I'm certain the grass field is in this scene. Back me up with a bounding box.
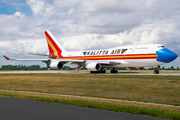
[0,74,180,119]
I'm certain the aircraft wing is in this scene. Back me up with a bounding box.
[98,60,129,65]
[99,61,121,65]
[3,55,86,63]
[64,60,129,67]
[4,55,129,65]
[3,55,128,70]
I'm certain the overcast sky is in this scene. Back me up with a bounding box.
[0,0,180,68]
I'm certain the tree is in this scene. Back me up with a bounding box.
[161,66,165,70]
[170,66,175,70]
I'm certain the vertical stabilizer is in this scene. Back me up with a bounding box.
[44,31,66,57]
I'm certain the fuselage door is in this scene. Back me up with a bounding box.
[132,45,137,52]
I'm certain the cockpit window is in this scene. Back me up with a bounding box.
[158,46,165,48]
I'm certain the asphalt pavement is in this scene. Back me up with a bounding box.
[0,97,168,120]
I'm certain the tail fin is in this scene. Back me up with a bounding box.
[44,31,66,56]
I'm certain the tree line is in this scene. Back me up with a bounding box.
[0,65,75,70]
[146,66,179,70]
[0,65,48,70]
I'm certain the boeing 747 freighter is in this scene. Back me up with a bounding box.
[3,31,178,74]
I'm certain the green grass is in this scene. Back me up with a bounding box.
[0,74,180,119]
[0,74,179,105]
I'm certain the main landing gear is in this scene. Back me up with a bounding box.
[90,69,106,74]
[90,68,118,74]
[110,68,118,73]
[154,65,160,74]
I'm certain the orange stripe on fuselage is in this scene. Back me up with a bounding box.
[57,54,157,60]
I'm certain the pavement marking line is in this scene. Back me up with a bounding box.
[0,90,179,108]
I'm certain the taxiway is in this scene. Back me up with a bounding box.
[0,97,168,120]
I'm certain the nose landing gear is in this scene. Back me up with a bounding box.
[154,65,160,74]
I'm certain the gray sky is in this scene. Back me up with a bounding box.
[0,0,180,68]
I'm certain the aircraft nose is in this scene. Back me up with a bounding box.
[156,48,177,63]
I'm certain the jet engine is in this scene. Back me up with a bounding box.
[49,61,63,70]
[85,62,101,71]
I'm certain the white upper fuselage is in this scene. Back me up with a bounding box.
[58,44,165,68]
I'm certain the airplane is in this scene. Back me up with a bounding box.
[3,31,178,74]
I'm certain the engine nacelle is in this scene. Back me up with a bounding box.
[85,62,101,71]
[49,61,63,70]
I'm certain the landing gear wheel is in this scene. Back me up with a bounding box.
[110,69,118,73]
[90,69,106,74]
[154,70,159,74]
[99,69,106,73]
[154,65,160,74]
[90,71,99,74]
[102,70,106,73]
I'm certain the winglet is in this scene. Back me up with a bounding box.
[3,55,10,60]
